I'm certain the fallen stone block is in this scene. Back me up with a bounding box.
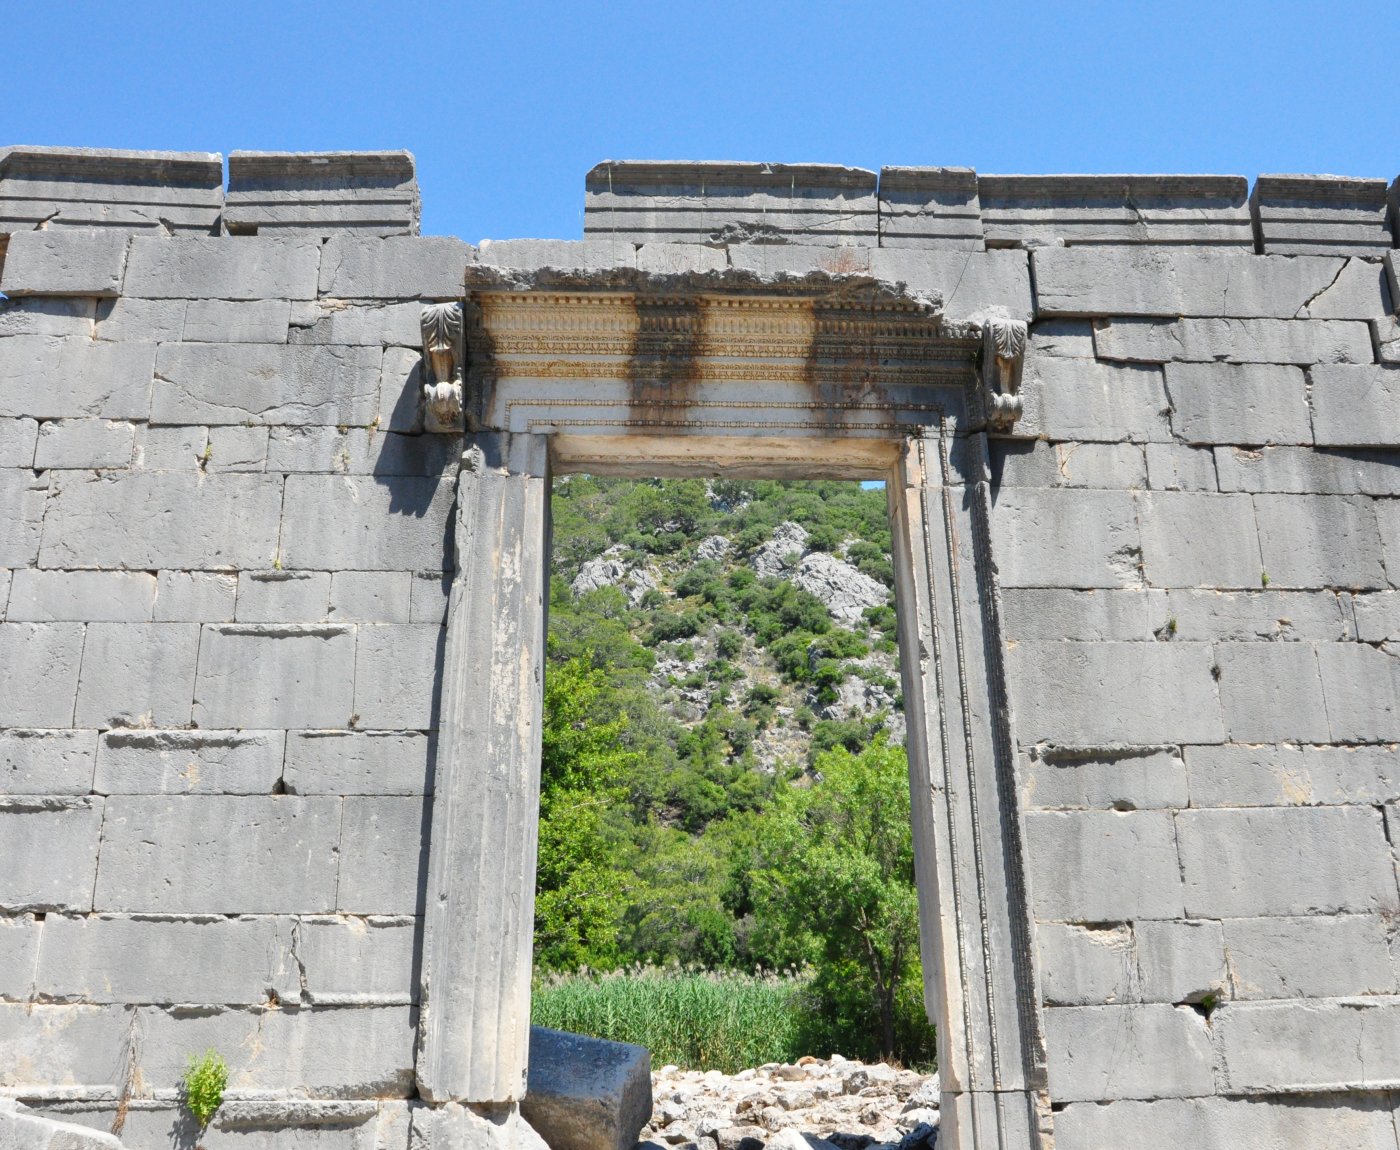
[521,1026,652,1150]
[0,1097,124,1149]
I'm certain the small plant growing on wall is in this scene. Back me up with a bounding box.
[180,1048,229,1130]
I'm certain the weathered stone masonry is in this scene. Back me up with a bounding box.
[1,148,1399,1149]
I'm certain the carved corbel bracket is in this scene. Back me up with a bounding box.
[979,316,1027,432]
[420,302,465,433]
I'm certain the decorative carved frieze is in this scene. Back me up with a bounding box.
[421,302,465,432]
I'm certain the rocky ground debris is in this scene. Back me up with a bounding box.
[637,1056,939,1150]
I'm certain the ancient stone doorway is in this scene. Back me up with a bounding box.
[412,273,1048,1150]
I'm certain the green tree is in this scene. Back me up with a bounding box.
[534,654,639,970]
[754,739,926,1060]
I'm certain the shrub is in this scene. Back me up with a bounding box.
[180,1049,228,1129]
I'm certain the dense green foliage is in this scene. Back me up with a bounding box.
[536,477,934,1065]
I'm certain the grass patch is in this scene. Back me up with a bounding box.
[532,966,812,1072]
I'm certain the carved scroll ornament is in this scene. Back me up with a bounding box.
[421,302,466,432]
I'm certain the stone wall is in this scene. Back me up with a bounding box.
[2,150,1400,1149]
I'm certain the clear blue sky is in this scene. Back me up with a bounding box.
[4,2,1396,243]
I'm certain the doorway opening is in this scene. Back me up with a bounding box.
[531,473,938,1080]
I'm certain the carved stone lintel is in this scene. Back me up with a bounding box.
[421,302,466,433]
[980,316,1027,432]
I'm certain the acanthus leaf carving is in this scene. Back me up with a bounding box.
[980,316,1027,432]
[421,302,466,433]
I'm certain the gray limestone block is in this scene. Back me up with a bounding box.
[137,1003,415,1096]
[522,1027,653,1150]
[866,247,1033,323]
[283,731,432,795]
[235,570,331,623]
[0,622,84,727]
[1144,443,1219,492]
[1185,743,1400,808]
[989,439,1146,489]
[1054,1094,1400,1150]
[1226,914,1398,1000]
[1301,255,1393,318]
[378,344,423,432]
[0,297,96,338]
[1311,364,1400,447]
[1138,491,1263,588]
[95,795,341,913]
[1177,805,1396,917]
[205,424,269,471]
[337,795,428,914]
[411,1100,549,1150]
[296,916,418,1004]
[0,915,39,998]
[265,426,457,477]
[990,488,1142,588]
[318,235,475,299]
[979,173,1252,248]
[7,570,156,621]
[633,243,728,274]
[328,571,412,624]
[93,296,187,342]
[1036,923,1137,1006]
[726,243,872,279]
[152,343,380,426]
[136,424,207,470]
[193,624,357,729]
[1095,316,1374,365]
[353,624,443,729]
[0,1098,122,1149]
[0,798,103,911]
[153,571,237,621]
[877,166,983,250]
[1019,357,1171,443]
[1216,445,1400,497]
[1216,999,1400,1094]
[1134,920,1227,1004]
[0,1001,129,1091]
[1028,319,1095,357]
[1214,642,1330,742]
[33,419,136,469]
[1007,642,1224,745]
[0,729,97,794]
[288,300,421,346]
[1043,1004,1214,1102]
[93,729,285,795]
[39,471,284,570]
[225,149,420,238]
[1163,362,1311,446]
[1353,592,1400,642]
[1001,588,1168,641]
[280,474,456,571]
[0,416,38,467]
[1023,810,1183,921]
[1316,642,1400,741]
[34,914,292,1004]
[0,335,154,420]
[123,236,321,300]
[1032,247,1363,319]
[1388,249,1400,313]
[1382,501,1400,584]
[409,572,451,623]
[1022,746,1187,811]
[182,299,292,344]
[74,621,201,729]
[1251,174,1394,256]
[1254,493,1387,590]
[1372,314,1400,363]
[0,228,129,297]
[1165,588,1351,641]
[478,238,636,273]
[584,160,878,245]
